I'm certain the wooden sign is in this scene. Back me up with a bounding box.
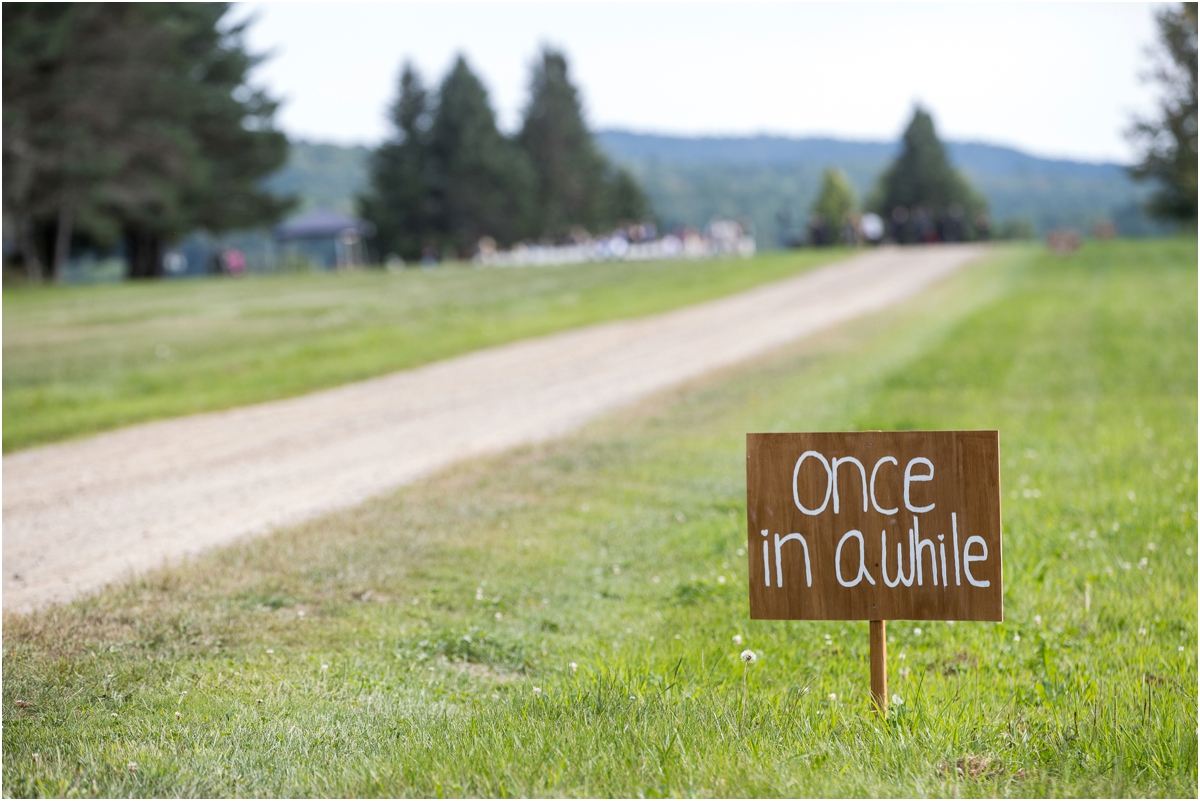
[747,431,1002,622]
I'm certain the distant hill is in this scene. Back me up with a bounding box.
[265,135,1170,250]
[263,140,371,216]
[595,131,1170,246]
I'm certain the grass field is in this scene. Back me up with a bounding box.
[3,239,1196,797]
[2,249,850,453]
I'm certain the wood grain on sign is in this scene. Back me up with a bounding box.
[747,431,1002,621]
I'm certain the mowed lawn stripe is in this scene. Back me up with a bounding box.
[2,238,1195,797]
[3,249,851,452]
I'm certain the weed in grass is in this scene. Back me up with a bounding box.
[2,239,1196,796]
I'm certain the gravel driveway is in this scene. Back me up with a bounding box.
[3,245,987,612]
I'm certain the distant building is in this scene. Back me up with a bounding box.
[273,209,375,270]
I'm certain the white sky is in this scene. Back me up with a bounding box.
[235,2,1168,164]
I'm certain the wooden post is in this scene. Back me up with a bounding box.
[870,620,887,718]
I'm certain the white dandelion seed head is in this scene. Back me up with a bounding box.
[320,664,329,671]
[494,612,503,621]
[740,649,757,664]
[1034,615,1042,625]
[1014,633,1021,642]
[827,693,837,701]
[532,686,542,697]
[1147,542,1157,552]
[891,694,904,706]
[899,667,910,679]
[717,575,727,584]
[1138,628,1147,637]
[569,662,578,672]
[732,634,743,646]
[266,649,274,654]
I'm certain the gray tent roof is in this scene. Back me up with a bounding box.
[274,209,375,241]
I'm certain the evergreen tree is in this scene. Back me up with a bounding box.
[811,168,857,244]
[517,48,651,237]
[518,49,609,236]
[427,56,536,255]
[1127,2,1197,224]
[869,107,986,241]
[2,3,291,280]
[359,63,435,260]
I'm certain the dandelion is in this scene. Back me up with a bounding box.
[1179,646,1186,652]
[321,664,329,671]
[1014,633,1021,643]
[828,693,837,702]
[898,651,907,660]
[174,711,181,720]
[717,575,727,584]
[494,612,503,621]
[891,694,904,706]
[569,662,578,672]
[740,650,757,731]
[111,712,118,718]
[736,548,745,557]
[491,693,500,700]
[652,576,661,584]
[899,667,910,680]
[913,627,923,636]
[475,588,484,601]
[674,634,681,640]
[612,566,621,575]
[1147,542,1157,552]
[297,610,305,617]
[1138,628,1147,637]
[128,762,137,773]
[1034,615,1042,625]
[266,649,274,654]
[1138,558,1148,569]
[31,753,40,764]
[533,686,542,697]
[732,634,743,646]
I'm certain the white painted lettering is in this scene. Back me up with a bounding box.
[832,456,868,514]
[793,451,833,516]
[881,528,915,587]
[869,456,900,515]
[963,535,991,587]
[952,513,961,586]
[914,517,939,586]
[774,532,813,588]
[835,530,876,587]
[904,457,936,513]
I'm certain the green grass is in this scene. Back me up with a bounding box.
[3,239,1196,797]
[2,250,851,453]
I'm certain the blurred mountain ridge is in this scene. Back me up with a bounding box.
[270,133,1169,249]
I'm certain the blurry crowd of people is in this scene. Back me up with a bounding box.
[801,204,991,248]
[472,219,755,268]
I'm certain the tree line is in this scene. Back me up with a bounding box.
[358,50,651,262]
[3,3,292,281]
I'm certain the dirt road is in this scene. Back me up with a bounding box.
[3,245,988,612]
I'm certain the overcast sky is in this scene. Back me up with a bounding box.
[236,2,1168,164]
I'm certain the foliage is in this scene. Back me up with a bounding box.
[3,239,1195,796]
[868,107,987,241]
[1,3,292,281]
[518,49,652,238]
[1127,2,1198,224]
[360,50,652,260]
[2,249,850,452]
[810,167,857,244]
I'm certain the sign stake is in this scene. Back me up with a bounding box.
[870,620,887,718]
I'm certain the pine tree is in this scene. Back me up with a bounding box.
[869,107,986,241]
[518,49,609,236]
[2,3,291,280]
[517,48,651,237]
[359,63,435,260]
[1128,2,1197,224]
[428,56,536,255]
[811,168,857,244]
